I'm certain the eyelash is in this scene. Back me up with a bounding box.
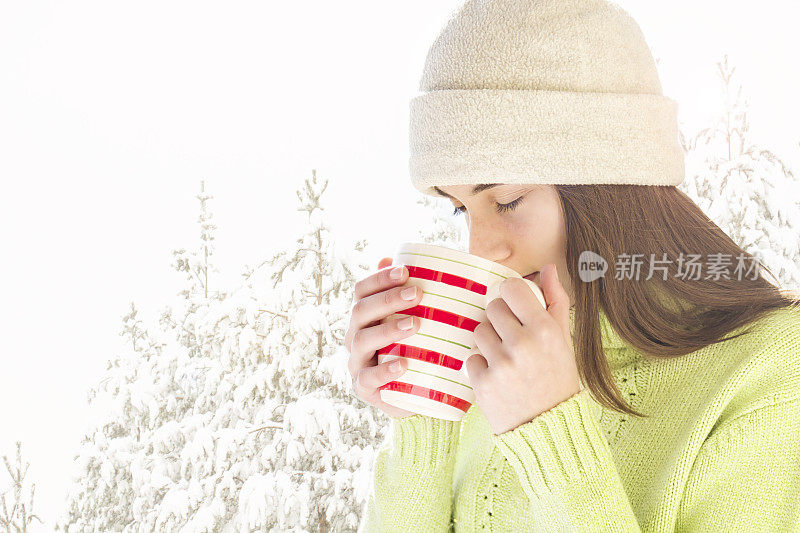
[451,196,525,216]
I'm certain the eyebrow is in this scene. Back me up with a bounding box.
[433,183,504,199]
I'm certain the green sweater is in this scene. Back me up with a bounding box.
[359,305,800,532]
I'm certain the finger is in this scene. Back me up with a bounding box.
[484,296,524,342]
[464,353,488,384]
[354,260,406,302]
[347,280,422,352]
[355,360,418,419]
[473,320,507,366]
[347,315,419,376]
[356,358,407,395]
[346,262,417,352]
[499,276,548,327]
[377,257,393,271]
[540,263,572,339]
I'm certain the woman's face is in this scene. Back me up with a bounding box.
[435,183,573,302]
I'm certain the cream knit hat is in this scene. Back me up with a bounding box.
[409,0,685,197]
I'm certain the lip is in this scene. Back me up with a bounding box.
[523,271,540,282]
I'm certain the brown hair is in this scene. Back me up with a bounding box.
[556,184,800,418]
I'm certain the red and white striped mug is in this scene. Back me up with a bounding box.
[377,242,546,421]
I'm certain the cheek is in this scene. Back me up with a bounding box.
[516,204,565,254]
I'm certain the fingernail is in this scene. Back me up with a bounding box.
[401,286,417,300]
[390,266,404,280]
[390,360,402,372]
[398,316,414,330]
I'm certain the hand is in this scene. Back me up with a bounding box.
[465,263,580,435]
[344,257,425,419]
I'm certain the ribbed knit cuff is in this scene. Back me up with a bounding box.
[490,389,613,497]
[389,414,461,471]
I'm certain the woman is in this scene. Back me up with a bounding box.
[347,0,800,530]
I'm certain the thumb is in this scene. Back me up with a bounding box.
[540,263,571,341]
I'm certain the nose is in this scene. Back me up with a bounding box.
[467,226,508,265]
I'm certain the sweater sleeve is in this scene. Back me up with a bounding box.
[359,413,461,533]
[676,396,800,532]
[490,389,643,532]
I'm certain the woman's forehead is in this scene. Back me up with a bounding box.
[435,183,545,199]
[435,183,506,198]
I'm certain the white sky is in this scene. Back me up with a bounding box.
[1,1,798,528]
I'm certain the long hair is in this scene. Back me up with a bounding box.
[556,184,800,418]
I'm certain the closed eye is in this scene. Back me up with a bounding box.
[451,196,526,216]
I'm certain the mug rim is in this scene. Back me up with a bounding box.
[397,241,524,281]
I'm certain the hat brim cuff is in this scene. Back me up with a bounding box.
[409,89,685,195]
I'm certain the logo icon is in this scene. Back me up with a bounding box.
[578,251,607,282]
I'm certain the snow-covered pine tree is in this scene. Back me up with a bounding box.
[238,168,388,532]
[57,172,392,532]
[172,179,222,301]
[166,179,227,359]
[119,301,148,353]
[678,54,800,290]
[0,441,44,532]
[58,180,231,531]
[415,189,469,251]
[57,246,208,529]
